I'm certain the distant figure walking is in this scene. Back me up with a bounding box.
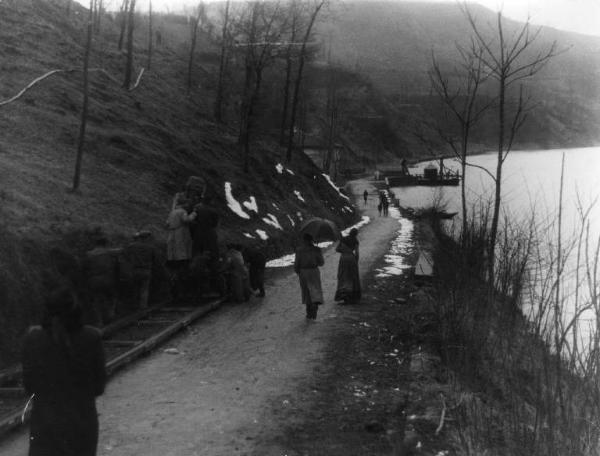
[165,195,196,299]
[381,192,389,216]
[363,189,368,206]
[294,233,324,320]
[401,158,409,176]
[22,287,106,456]
[334,228,361,304]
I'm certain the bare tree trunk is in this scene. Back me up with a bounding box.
[187,3,204,93]
[285,0,325,163]
[95,0,103,33]
[147,0,153,70]
[123,0,136,89]
[73,1,94,192]
[118,0,129,51]
[279,11,297,145]
[214,0,231,122]
[489,75,505,281]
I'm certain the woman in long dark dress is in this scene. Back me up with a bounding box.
[334,228,361,304]
[22,287,106,456]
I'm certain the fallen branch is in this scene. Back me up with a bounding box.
[129,68,145,91]
[0,68,123,108]
[435,393,447,435]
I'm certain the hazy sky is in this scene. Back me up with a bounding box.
[100,0,600,36]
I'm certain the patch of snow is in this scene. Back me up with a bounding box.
[272,202,279,210]
[286,168,295,175]
[287,214,295,227]
[294,190,305,202]
[341,216,371,237]
[242,196,258,213]
[275,163,284,174]
[224,182,250,219]
[296,211,303,221]
[243,232,255,239]
[262,214,283,230]
[322,173,350,201]
[375,217,414,277]
[316,241,333,248]
[266,253,295,268]
[255,229,269,240]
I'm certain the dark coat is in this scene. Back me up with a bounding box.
[22,326,106,456]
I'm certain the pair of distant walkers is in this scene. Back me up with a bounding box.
[293,228,361,320]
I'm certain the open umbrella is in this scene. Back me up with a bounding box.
[299,217,341,242]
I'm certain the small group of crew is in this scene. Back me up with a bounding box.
[164,184,266,304]
[294,228,361,320]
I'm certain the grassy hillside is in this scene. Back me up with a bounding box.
[323,1,600,150]
[0,0,359,367]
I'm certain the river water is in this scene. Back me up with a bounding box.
[392,147,600,344]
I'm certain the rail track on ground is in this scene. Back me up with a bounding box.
[0,297,226,438]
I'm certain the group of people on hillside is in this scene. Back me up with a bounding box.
[294,228,361,320]
[165,180,266,304]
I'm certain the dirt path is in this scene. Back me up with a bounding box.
[0,180,402,456]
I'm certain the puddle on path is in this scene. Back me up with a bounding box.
[375,207,414,278]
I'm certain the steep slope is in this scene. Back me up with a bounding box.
[322,1,600,150]
[0,0,357,366]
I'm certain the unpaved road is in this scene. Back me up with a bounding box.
[0,180,402,456]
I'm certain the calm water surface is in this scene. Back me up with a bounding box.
[392,147,600,337]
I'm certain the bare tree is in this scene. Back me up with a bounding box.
[463,4,559,280]
[279,0,301,145]
[123,0,137,89]
[214,0,231,122]
[235,1,288,172]
[147,0,153,69]
[187,2,206,93]
[429,43,492,238]
[285,0,326,163]
[73,0,94,192]
[118,0,129,51]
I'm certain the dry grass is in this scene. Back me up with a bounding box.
[0,0,357,367]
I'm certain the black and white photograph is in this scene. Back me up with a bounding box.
[0,0,599,454]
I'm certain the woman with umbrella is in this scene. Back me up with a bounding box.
[334,228,361,304]
[294,232,325,320]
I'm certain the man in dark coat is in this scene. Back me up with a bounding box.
[191,196,221,293]
[22,287,106,456]
[243,246,267,297]
[83,237,119,326]
[121,231,156,309]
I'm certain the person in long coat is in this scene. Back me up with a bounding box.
[334,228,361,304]
[225,244,252,303]
[294,233,324,320]
[22,287,106,456]
[166,196,196,299]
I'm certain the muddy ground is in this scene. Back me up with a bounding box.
[0,180,454,456]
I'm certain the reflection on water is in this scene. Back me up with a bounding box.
[393,147,600,343]
[375,207,415,277]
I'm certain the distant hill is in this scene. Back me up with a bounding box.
[319,1,600,151]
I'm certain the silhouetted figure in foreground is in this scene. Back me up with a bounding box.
[22,287,106,456]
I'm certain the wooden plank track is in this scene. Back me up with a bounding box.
[0,297,226,438]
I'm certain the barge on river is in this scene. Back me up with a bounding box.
[384,164,460,187]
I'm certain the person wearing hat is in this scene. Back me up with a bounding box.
[83,237,119,326]
[22,287,106,456]
[121,230,157,309]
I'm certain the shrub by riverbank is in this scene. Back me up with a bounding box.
[429,211,600,455]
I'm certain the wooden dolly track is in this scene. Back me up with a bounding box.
[0,297,226,438]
